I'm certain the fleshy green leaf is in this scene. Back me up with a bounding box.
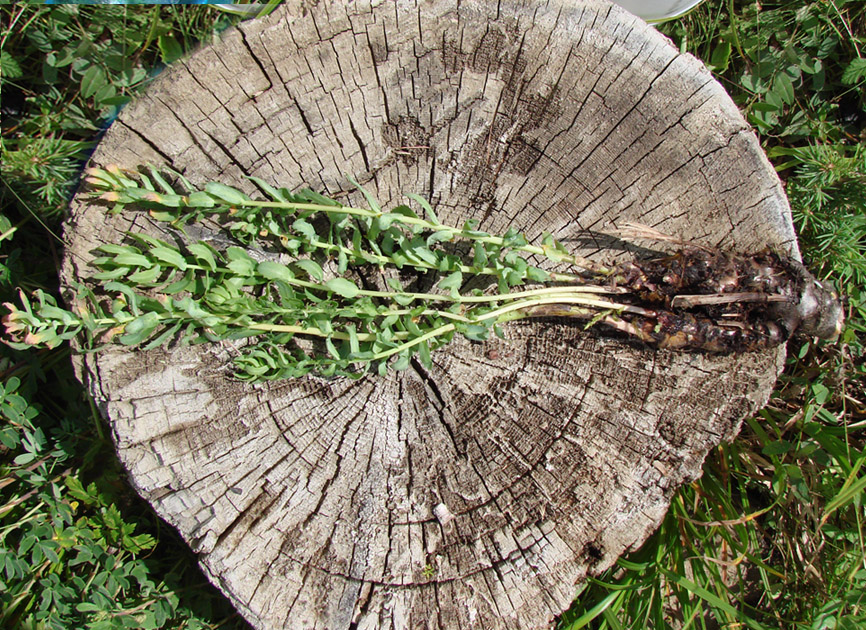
[406,193,439,224]
[256,261,295,283]
[185,191,216,208]
[390,204,419,219]
[187,242,217,272]
[291,259,324,282]
[247,175,289,202]
[376,213,400,231]
[113,252,152,268]
[417,339,432,368]
[461,324,490,342]
[426,229,454,248]
[147,167,176,194]
[325,337,342,360]
[324,277,360,298]
[225,247,255,276]
[347,175,382,213]
[127,267,163,284]
[391,353,410,371]
[150,247,188,270]
[346,324,360,355]
[292,219,317,241]
[437,270,463,294]
[526,267,550,282]
[92,267,131,281]
[173,296,220,327]
[97,244,139,256]
[473,243,489,267]
[205,182,250,205]
[118,312,160,346]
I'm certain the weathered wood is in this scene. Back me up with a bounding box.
[61,1,795,628]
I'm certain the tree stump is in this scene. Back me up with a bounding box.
[62,1,798,628]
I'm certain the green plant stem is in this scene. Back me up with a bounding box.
[115,259,619,304]
[237,199,610,274]
[39,290,636,342]
[301,234,584,282]
[370,323,457,360]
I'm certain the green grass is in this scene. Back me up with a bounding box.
[1,1,864,629]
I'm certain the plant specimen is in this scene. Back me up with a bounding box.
[2,166,844,381]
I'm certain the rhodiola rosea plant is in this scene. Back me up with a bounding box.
[3,165,843,381]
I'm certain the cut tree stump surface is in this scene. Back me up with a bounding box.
[62,1,796,628]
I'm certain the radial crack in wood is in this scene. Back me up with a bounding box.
[62,1,793,628]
